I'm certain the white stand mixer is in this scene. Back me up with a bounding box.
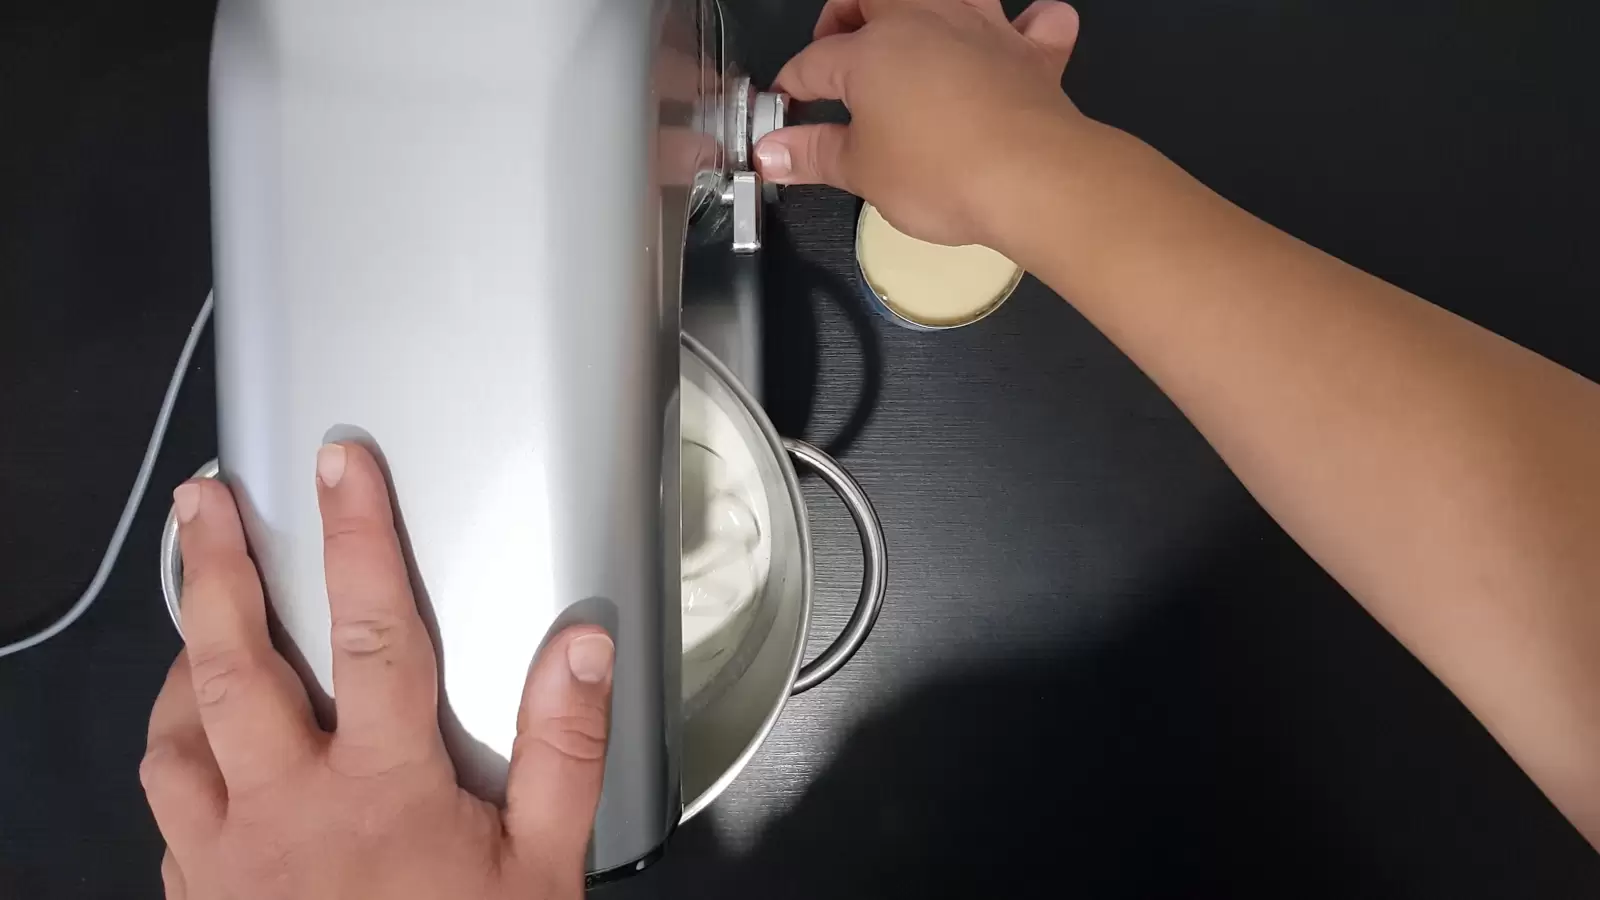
[201,0,787,879]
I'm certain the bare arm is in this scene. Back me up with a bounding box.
[1018,120,1600,842]
[759,0,1600,845]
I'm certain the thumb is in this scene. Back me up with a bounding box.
[503,627,614,864]
[756,124,853,192]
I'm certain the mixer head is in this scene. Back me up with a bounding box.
[206,0,783,880]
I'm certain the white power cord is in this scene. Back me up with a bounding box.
[0,292,214,659]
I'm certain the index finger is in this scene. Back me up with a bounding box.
[774,32,862,103]
[175,478,321,794]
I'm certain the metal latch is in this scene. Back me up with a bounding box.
[726,77,787,254]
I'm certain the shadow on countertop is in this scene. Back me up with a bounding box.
[760,209,885,461]
[598,525,1600,900]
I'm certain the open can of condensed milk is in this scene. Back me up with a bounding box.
[854,202,1024,331]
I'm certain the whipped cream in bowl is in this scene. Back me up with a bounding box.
[680,373,774,711]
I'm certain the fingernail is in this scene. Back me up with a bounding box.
[756,139,791,180]
[172,483,200,525]
[317,443,347,488]
[567,633,614,685]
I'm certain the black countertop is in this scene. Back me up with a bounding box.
[3,1,1598,896]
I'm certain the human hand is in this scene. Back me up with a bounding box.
[755,0,1087,249]
[142,443,613,899]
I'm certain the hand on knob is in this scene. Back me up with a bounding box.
[757,0,1087,250]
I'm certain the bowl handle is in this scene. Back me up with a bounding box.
[783,439,888,695]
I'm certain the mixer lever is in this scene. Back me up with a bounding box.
[722,76,787,254]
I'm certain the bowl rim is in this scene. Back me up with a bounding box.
[678,333,813,821]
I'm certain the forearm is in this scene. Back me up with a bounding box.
[1004,118,1600,842]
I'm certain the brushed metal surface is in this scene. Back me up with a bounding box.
[208,0,684,874]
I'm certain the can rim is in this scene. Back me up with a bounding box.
[854,202,1023,331]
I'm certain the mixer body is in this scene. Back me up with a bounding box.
[209,0,776,877]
